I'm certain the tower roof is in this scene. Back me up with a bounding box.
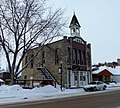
[69,14,81,27]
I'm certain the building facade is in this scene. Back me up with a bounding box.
[92,66,120,83]
[22,14,92,88]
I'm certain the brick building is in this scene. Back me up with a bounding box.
[22,14,92,88]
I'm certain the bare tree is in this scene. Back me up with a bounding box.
[0,0,66,84]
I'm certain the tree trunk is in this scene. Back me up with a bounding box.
[10,71,15,85]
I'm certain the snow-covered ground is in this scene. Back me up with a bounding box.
[0,83,120,105]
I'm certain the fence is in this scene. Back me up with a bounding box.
[16,79,57,88]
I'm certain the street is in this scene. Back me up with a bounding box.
[1,89,120,108]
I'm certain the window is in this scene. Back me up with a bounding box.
[74,72,78,81]
[73,28,75,32]
[42,52,45,59]
[80,72,83,81]
[81,50,85,65]
[80,72,85,81]
[30,54,34,68]
[73,49,77,64]
[55,48,59,64]
[24,75,27,79]
[67,47,71,64]
[25,56,27,65]
[87,52,91,67]
[75,75,78,81]
[42,51,45,64]
[83,76,86,81]
[78,50,81,64]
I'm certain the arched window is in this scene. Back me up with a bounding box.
[73,48,77,64]
[73,28,75,32]
[30,54,34,68]
[78,50,81,64]
[55,48,59,64]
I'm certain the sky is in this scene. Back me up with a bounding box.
[48,0,120,64]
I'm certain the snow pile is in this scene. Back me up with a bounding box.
[0,84,61,101]
[0,85,23,93]
[0,83,120,105]
[0,84,85,104]
[0,79,4,82]
[32,85,59,93]
[0,85,26,99]
[107,82,120,88]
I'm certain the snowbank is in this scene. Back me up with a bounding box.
[0,83,120,105]
[0,79,4,82]
[107,82,120,88]
[32,85,59,93]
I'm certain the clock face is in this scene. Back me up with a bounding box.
[73,37,85,44]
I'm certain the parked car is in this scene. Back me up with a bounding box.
[83,81,107,91]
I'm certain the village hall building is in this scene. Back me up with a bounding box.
[22,14,92,88]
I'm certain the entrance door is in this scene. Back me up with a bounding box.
[74,72,78,87]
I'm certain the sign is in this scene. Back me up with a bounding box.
[58,67,62,74]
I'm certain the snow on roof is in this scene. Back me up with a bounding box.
[0,79,4,82]
[0,69,7,73]
[92,66,120,75]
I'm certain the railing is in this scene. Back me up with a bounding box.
[37,67,60,87]
[16,79,56,89]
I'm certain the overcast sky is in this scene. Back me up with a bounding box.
[48,0,120,64]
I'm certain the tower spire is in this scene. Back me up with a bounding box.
[69,13,81,37]
[73,10,75,15]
